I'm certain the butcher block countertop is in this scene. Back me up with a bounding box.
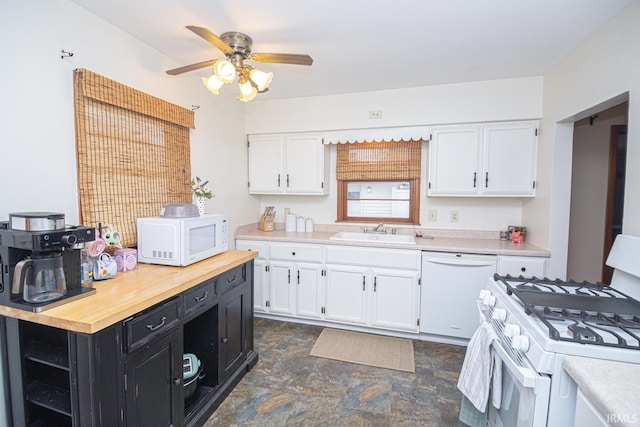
[235,223,550,257]
[564,356,640,426]
[0,250,257,334]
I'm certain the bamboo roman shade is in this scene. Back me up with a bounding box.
[336,140,422,181]
[73,69,195,247]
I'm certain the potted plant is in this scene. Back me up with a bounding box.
[190,176,214,215]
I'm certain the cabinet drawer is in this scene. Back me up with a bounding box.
[326,246,420,270]
[269,242,322,262]
[183,278,217,317]
[497,256,547,278]
[217,264,247,295]
[236,240,268,258]
[124,298,181,352]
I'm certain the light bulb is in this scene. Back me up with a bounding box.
[249,68,273,92]
[213,59,236,83]
[237,79,257,102]
[201,75,224,95]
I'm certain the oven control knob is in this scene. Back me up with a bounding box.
[478,289,491,300]
[504,324,521,338]
[482,295,496,307]
[491,308,507,322]
[512,335,530,352]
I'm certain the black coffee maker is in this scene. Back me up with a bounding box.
[0,212,96,312]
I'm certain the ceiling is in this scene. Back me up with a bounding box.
[69,0,631,100]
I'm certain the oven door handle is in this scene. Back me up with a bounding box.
[491,340,539,389]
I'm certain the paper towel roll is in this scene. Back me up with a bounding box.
[285,214,297,232]
[296,216,306,232]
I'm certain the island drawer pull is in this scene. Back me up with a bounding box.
[146,316,167,331]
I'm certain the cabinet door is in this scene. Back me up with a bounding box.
[248,134,285,194]
[294,262,323,319]
[124,329,183,427]
[219,284,251,382]
[269,260,296,316]
[370,268,420,332]
[284,134,326,194]
[235,240,269,313]
[482,121,538,196]
[252,258,270,313]
[428,125,482,195]
[324,264,368,325]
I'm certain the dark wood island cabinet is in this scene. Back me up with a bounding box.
[0,250,258,426]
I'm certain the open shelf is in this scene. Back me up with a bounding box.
[24,341,69,371]
[25,381,72,417]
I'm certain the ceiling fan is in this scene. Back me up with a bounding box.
[166,26,313,101]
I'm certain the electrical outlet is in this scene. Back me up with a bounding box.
[450,210,459,222]
[369,110,383,119]
[428,209,437,222]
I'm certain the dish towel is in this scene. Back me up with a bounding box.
[457,321,501,425]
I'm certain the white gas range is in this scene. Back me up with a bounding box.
[476,234,640,427]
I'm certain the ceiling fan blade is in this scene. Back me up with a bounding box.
[165,59,217,75]
[186,25,234,55]
[251,53,313,66]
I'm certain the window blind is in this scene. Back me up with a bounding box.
[336,140,422,181]
[73,69,195,247]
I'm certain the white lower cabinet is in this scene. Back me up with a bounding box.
[237,239,421,334]
[269,260,297,316]
[294,262,323,319]
[324,264,368,325]
[369,268,420,332]
[325,246,421,333]
[497,255,547,278]
[235,240,269,313]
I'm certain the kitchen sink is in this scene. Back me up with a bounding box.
[329,232,416,245]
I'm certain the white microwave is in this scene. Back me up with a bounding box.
[137,214,228,266]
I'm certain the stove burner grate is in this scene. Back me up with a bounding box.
[495,274,640,349]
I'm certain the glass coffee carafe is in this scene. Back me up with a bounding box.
[12,252,67,303]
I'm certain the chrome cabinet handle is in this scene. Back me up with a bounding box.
[221,337,228,343]
[173,377,181,386]
[473,172,477,188]
[194,291,208,302]
[146,316,167,331]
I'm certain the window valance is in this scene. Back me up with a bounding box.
[323,126,429,144]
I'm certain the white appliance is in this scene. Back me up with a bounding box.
[137,214,228,266]
[421,252,497,340]
[471,234,640,427]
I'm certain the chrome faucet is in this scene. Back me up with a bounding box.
[373,223,386,233]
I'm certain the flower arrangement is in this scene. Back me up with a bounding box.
[189,176,214,199]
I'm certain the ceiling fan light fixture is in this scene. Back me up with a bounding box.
[237,76,258,102]
[213,58,236,83]
[249,68,273,92]
[201,75,224,95]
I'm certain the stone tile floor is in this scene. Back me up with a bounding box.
[204,317,467,426]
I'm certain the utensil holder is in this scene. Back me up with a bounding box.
[258,214,275,232]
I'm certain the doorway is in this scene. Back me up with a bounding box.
[567,102,628,283]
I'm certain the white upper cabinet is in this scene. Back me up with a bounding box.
[428,125,482,195]
[428,121,538,197]
[248,133,329,195]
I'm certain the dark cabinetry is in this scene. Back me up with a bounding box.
[217,263,252,382]
[3,260,256,427]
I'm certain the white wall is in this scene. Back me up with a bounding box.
[244,77,543,231]
[0,0,257,238]
[525,0,640,278]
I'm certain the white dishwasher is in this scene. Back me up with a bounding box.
[420,251,497,339]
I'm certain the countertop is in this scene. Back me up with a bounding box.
[235,224,550,257]
[0,250,257,334]
[564,356,640,426]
